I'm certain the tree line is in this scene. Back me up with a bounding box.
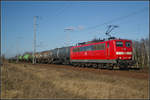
[132,38,149,68]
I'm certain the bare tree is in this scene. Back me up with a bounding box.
[132,38,149,68]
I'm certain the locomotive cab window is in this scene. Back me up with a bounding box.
[125,42,131,47]
[116,41,123,47]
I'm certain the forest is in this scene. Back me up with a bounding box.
[132,38,149,68]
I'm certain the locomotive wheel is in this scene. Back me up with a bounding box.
[72,63,77,67]
[93,64,98,69]
[76,64,80,67]
[81,64,85,68]
[108,66,114,70]
[98,64,103,69]
[79,64,82,67]
[84,64,88,68]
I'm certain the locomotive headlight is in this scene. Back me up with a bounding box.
[119,57,122,59]
[116,52,132,55]
[126,52,132,55]
[116,52,124,55]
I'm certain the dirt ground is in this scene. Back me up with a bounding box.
[1,62,149,99]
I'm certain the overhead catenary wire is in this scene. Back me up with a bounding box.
[76,7,148,32]
[74,7,148,44]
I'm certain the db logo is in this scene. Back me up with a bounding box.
[85,52,87,55]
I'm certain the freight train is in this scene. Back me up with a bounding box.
[9,37,136,69]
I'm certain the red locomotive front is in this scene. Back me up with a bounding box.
[70,39,135,69]
[115,39,132,60]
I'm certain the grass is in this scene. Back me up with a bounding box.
[1,62,149,99]
[1,63,78,99]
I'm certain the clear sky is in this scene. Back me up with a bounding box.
[2,1,149,58]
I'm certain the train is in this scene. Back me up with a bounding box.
[9,37,136,69]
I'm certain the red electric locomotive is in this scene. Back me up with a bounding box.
[70,25,136,69]
[70,38,135,69]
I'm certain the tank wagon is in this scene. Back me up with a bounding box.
[35,52,41,63]
[35,50,52,64]
[22,53,33,62]
[51,46,72,64]
[18,55,23,61]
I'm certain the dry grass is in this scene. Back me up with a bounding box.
[1,62,149,99]
[1,63,79,99]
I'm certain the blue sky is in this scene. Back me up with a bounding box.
[2,1,149,58]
